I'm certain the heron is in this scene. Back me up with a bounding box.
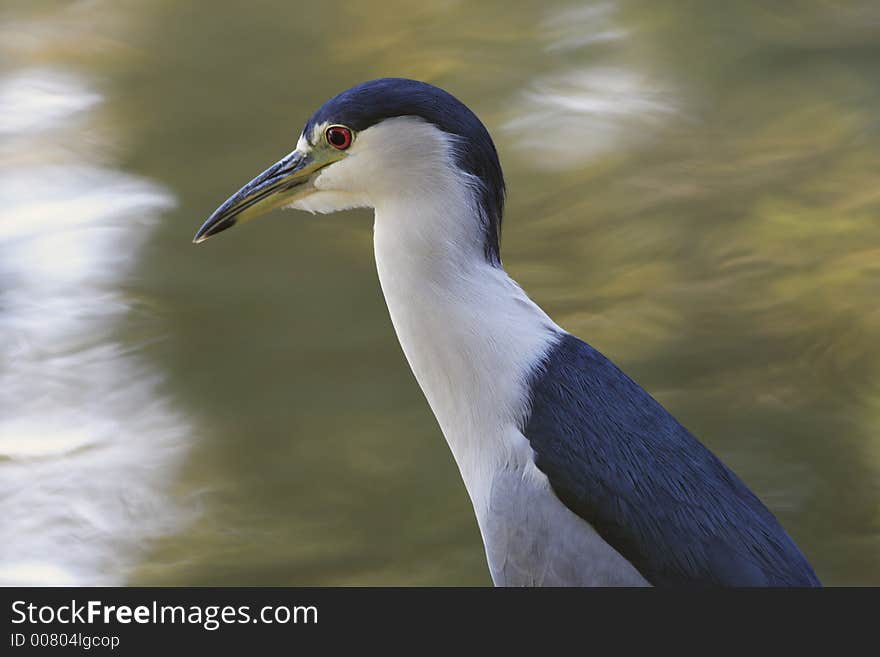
[193,78,821,587]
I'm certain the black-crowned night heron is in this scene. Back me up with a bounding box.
[194,78,820,587]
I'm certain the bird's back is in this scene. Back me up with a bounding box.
[522,333,821,587]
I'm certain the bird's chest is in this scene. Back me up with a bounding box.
[373,256,547,512]
[384,301,531,511]
[482,460,650,586]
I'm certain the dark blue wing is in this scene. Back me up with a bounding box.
[523,333,820,587]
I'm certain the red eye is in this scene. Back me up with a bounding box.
[325,126,352,150]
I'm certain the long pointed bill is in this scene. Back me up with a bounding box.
[193,148,330,244]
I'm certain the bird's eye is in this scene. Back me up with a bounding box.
[325,126,353,150]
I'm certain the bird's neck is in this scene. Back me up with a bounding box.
[372,189,560,510]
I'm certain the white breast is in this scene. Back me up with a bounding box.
[373,196,553,504]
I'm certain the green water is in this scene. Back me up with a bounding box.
[2,0,879,585]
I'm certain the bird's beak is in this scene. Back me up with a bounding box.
[193,148,330,243]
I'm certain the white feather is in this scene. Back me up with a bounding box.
[291,117,647,585]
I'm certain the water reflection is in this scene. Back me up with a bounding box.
[506,67,678,168]
[542,3,628,52]
[505,2,678,169]
[0,71,101,136]
[0,19,187,584]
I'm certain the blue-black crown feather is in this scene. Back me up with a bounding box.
[303,78,505,265]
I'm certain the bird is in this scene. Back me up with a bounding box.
[193,78,821,587]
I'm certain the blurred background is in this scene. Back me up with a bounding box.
[1,0,878,586]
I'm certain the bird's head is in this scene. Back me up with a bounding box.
[194,78,505,264]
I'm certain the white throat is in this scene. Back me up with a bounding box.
[372,178,559,516]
